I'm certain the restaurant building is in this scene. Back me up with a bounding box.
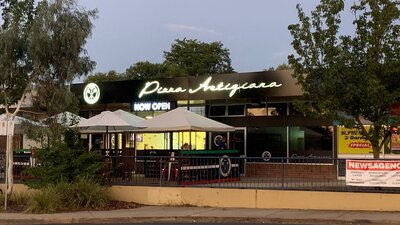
[71,70,335,163]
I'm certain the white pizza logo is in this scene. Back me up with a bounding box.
[83,83,100,104]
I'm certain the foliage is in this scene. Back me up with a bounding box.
[0,0,97,194]
[164,38,235,76]
[0,0,34,106]
[0,192,30,212]
[84,70,124,83]
[25,186,62,214]
[68,176,111,209]
[266,63,293,71]
[288,0,400,158]
[0,0,97,114]
[25,177,110,213]
[24,130,105,189]
[124,61,185,80]
[84,38,235,82]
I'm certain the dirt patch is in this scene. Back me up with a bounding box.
[90,200,142,211]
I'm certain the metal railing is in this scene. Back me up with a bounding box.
[2,155,400,193]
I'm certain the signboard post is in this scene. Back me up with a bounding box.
[2,120,14,210]
[0,121,14,136]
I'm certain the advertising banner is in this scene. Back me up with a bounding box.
[338,126,375,154]
[346,160,400,187]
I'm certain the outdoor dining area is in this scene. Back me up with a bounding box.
[75,107,240,185]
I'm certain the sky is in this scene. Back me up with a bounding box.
[76,0,353,77]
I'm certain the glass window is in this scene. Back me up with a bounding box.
[110,134,122,149]
[227,105,245,116]
[209,105,226,117]
[136,133,170,150]
[189,106,206,116]
[247,105,267,116]
[289,126,333,158]
[267,103,287,116]
[125,132,135,148]
[247,127,287,158]
[173,131,206,150]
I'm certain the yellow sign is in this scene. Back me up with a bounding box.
[338,126,376,154]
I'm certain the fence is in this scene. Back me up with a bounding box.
[1,154,400,193]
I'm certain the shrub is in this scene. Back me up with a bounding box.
[24,142,105,189]
[0,192,30,212]
[25,177,111,213]
[51,181,74,209]
[69,176,111,209]
[25,186,62,214]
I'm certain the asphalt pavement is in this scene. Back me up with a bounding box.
[1,206,400,224]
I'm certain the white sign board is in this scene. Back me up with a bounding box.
[346,160,400,187]
[0,121,15,135]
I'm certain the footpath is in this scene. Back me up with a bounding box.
[1,206,400,224]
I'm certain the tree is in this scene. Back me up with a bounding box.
[124,61,185,80]
[288,0,400,159]
[0,0,97,195]
[164,38,235,76]
[88,38,235,82]
[84,70,123,83]
[266,63,293,71]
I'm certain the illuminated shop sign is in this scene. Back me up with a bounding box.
[83,83,100,104]
[132,102,172,112]
[138,76,282,98]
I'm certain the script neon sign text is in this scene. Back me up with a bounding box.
[138,76,282,98]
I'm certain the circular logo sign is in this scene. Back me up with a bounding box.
[219,155,232,177]
[261,150,272,162]
[83,83,100,104]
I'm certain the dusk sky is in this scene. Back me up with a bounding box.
[77,0,354,78]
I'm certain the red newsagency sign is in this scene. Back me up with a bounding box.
[346,160,400,187]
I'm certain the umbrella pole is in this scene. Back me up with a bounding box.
[227,132,230,149]
[190,131,192,150]
[134,133,137,173]
[169,131,173,151]
[105,126,109,154]
[88,134,92,152]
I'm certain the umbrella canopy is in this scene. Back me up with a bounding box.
[0,113,41,134]
[138,107,235,132]
[0,113,38,125]
[77,111,145,133]
[113,109,145,125]
[46,111,87,126]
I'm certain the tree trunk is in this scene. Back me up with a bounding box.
[6,134,13,195]
[373,146,380,159]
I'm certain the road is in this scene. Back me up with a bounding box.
[47,224,312,225]
[45,221,368,225]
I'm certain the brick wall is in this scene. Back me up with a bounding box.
[246,163,337,180]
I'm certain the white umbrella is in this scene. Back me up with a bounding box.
[137,108,235,178]
[77,111,145,133]
[76,110,146,154]
[138,107,235,132]
[113,109,145,125]
[0,114,39,125]
[0,113,41,134]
